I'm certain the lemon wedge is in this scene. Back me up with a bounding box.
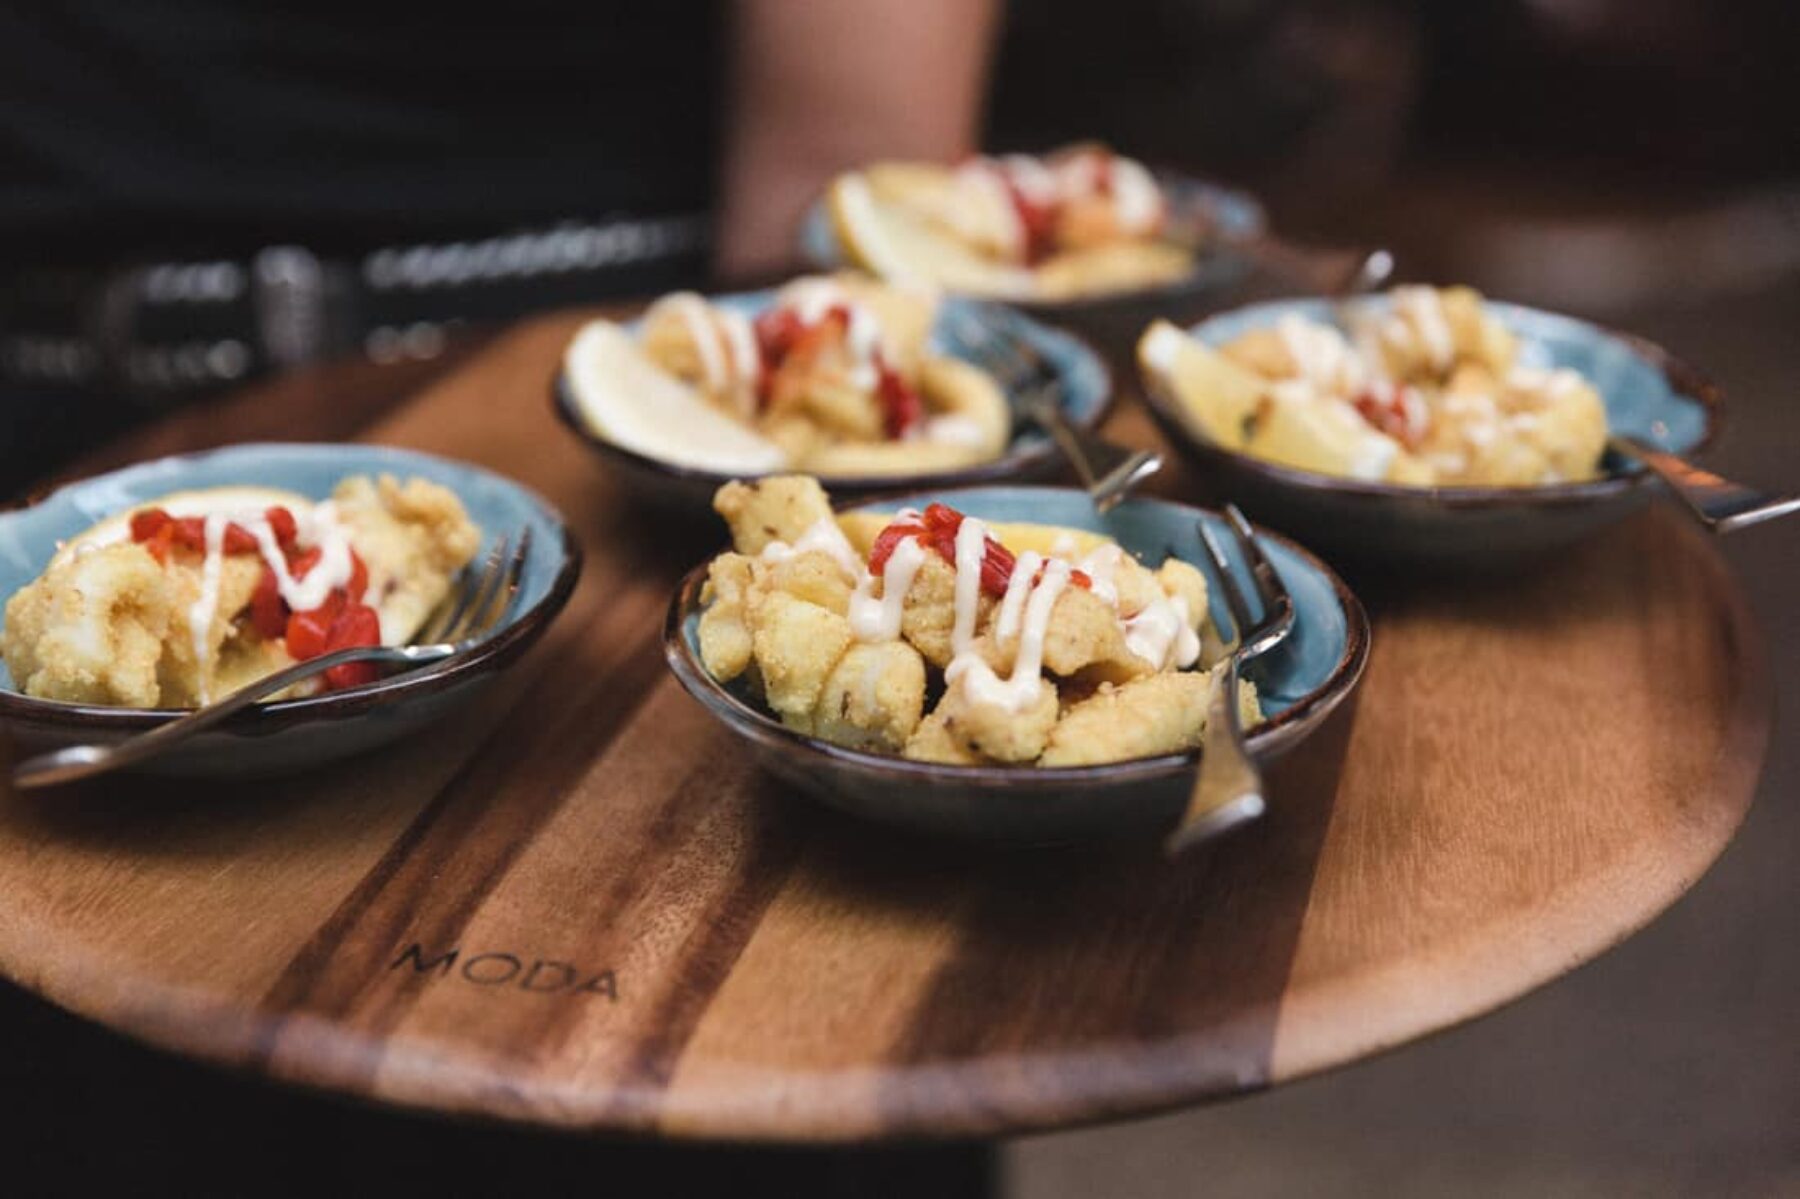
[827,174,1039,300]
[563,320,788,475]
[1137,320,1265,450]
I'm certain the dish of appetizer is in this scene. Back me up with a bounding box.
[3,476,479,709]
[0,443,580,777]
[1135,290,1720,566]
[555,276,1110,504]
[1141,285,1610,488]
[810,144,1263,304]
[691,475,1257,769]
[665,478,1367,841]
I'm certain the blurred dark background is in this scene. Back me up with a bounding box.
[2,1,1796,1195]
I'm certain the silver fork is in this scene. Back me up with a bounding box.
[1606,436,1800,533]
[1166,505,1295,855]
[10,529,532,789]
[946,305,1162,511]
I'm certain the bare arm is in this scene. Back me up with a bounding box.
[715,0,1000,281]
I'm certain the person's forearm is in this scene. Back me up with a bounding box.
[716,0,1000,281]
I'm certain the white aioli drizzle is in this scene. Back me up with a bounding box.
[1277,314,1363,393]
[1393,286,1455,369]
[919,414,989,449]
[1107,157,1162,233]
[950,516,988,654]
[173,498,356,701]
[993,550,1041,643]
[1124,593,1200,671]
[948,558,1070,713]
[758,517,862,580]
[783,280,882,390]
[1073,544,1122,606]
[849,536,926,642]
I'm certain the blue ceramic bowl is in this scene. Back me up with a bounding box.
[0,443,581,778]
[799,172,1267,318]
[665,486,1368,843]
[555,291,1112,509]
[1139,298,1723,568]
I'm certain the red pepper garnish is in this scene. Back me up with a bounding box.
[1352,386,1424,450]
[284,589,343,661]
[996,172,1060,265]
[288,546,323,580]
[129,509,171,543]
[265,506,298,550]
[345,550,369,603]
[866,503,1091,598]
[129,506,262,556]
[876,363,924,439]
[320,602,382,690]
[249,567,287,640]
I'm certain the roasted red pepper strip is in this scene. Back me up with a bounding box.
[129,507,261,555]
[320,603,382,690]
[264,506,298,550]
[249,567,287,640]
[877,363,924,439]
[866,503,1090,597]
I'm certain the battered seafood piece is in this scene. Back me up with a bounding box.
[826,144,1196,301]
[694,476,1264,768]
[3,476,481,708]
[1139,285,1609,487]
[564,274,1011,477]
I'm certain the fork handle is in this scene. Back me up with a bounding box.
[1026,392,1162,513]
[1610,436,1800,534]
[1166,656,1267,854]
[10,643,456,790]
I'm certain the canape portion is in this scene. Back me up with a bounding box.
[828,144,1195,302]
[694,476,1259,768]
[564,274,1011,477]
[2,475,480,707]
[1140,285,1610,487]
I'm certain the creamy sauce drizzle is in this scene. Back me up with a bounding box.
[759,516,862,580]
[849,536,926,642]
[1125,593,1200,671]
[950,516,988,654]
[1107,157,1162,233]
[947,558,1070,713]
[784,280,882,390]
[1393,286,1455,369]
[152,495,357,701]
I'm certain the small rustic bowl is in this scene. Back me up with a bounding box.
[799,171,1267,331]
[664,486,1368,844]
[1138,298,1723,568]
[555,291,1112,510]
[0,443,581,779]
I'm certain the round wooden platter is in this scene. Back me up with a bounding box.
[0,313,1770,1142]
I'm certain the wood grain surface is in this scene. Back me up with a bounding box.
[0,312,1769,1141]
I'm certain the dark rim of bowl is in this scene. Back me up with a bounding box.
[662,486,1370,787]
[1136,305,1725,510]
[805,168,1270,315]
[550,321,1116,494]
[0,451,585,734]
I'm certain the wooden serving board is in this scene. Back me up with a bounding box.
[0,313,1769,1141]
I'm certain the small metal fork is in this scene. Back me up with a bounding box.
[11,529,532,790]
[946,305,1162,511]
[1607,435,1800,534]
[1166,505,1295,855]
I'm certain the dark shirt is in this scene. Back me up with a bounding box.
[0,1,722,265]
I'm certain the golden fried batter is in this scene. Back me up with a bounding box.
[713,476,836,555]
